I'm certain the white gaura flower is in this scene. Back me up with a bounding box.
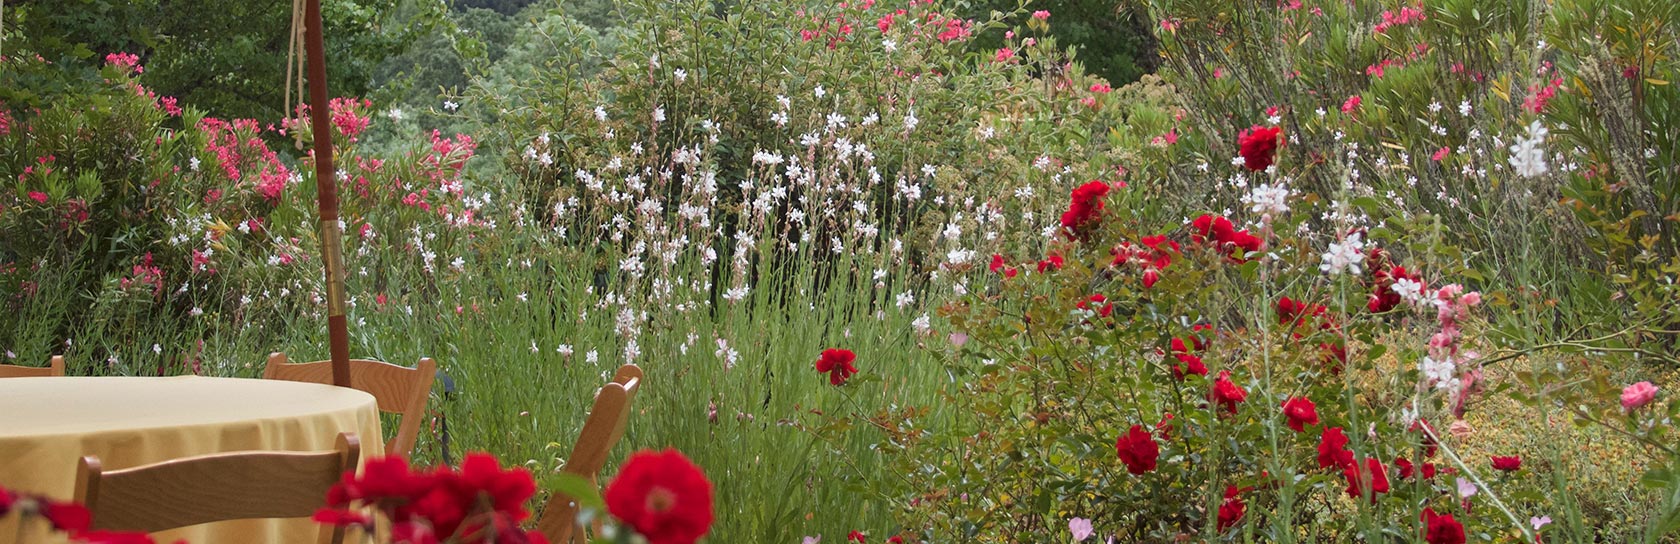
[1421,355,1456,385]
[594,106,607,121]
[1508,120,1549,178]
[895,290,915,309]
[1318,232,1366,276]
[1242,182,1291,218]
[912,313,932,335]
[1392,277,1424,304]
[714,338,738,369]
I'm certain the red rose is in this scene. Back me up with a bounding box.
[1210,370,1247,413]
[41,500,91,533]
[847,530,866,542]
[815,348,858,386]
[1491,455,1521,472]
[1317,427,1354,469]
[1398,457,1440,480]
[1225,230,1263,257]
[1191,214,1236,244]
[1114,424,1160,475]
[1367,265,1420,313]
[1140,234,1179,268]
[1141,268,1161,288]
[1421,507,1466,544]
[459,452,538,521]
[1216,485,1245,531]
[1190,324,1214,350]
[1281,397,1319,432]
[1237,125,1283,171]
[1037,254,1064,272]
[1155,413,1175,441]
[1342,458,1390,502]
[1060,180,1110,240]
[1276,296,1327,328]
[1172,353,1208,380]
[990,254,1018,278]
[605,449,715,544]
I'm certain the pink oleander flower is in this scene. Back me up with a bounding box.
[1032,10,1050,20]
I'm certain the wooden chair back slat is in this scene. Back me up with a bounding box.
[264,352,436,456]
[74,432,359,543]
[0,355,66,378]
[534,364,643,544]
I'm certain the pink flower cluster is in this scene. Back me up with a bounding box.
[118,253,166,297]
[104,52,142,74]
[329,97,372,142]
[1372,4,1427,34]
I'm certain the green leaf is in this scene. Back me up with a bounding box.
[544,472,606,510]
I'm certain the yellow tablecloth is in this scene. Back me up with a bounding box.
[0,376,384,544]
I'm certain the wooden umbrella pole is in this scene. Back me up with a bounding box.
[303,0,352,388]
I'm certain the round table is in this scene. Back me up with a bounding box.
[0,376,384,544]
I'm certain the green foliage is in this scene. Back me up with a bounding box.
[964,0,1161,85]
[3,0,447,125]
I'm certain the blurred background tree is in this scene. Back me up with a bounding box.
[962,0,1159,85]
[3,0,447,123]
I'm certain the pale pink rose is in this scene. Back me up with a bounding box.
[949,332,969,348]
[1622,381,1658,411]
[1068,518,1093,542]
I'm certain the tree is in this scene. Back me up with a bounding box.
[964,0,1159,85]
[3,0,447,125]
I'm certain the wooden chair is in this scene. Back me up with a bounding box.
[0,355,66,378]
[74,432,360,544]
[263,352,436,457]
[534,364,643,544]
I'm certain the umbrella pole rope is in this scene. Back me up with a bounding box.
[303,0,352,388]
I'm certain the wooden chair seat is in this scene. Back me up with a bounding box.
[75,432,360,544]
[534,364,643,544]
[0,355,66,378]
[264,352,436,457]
